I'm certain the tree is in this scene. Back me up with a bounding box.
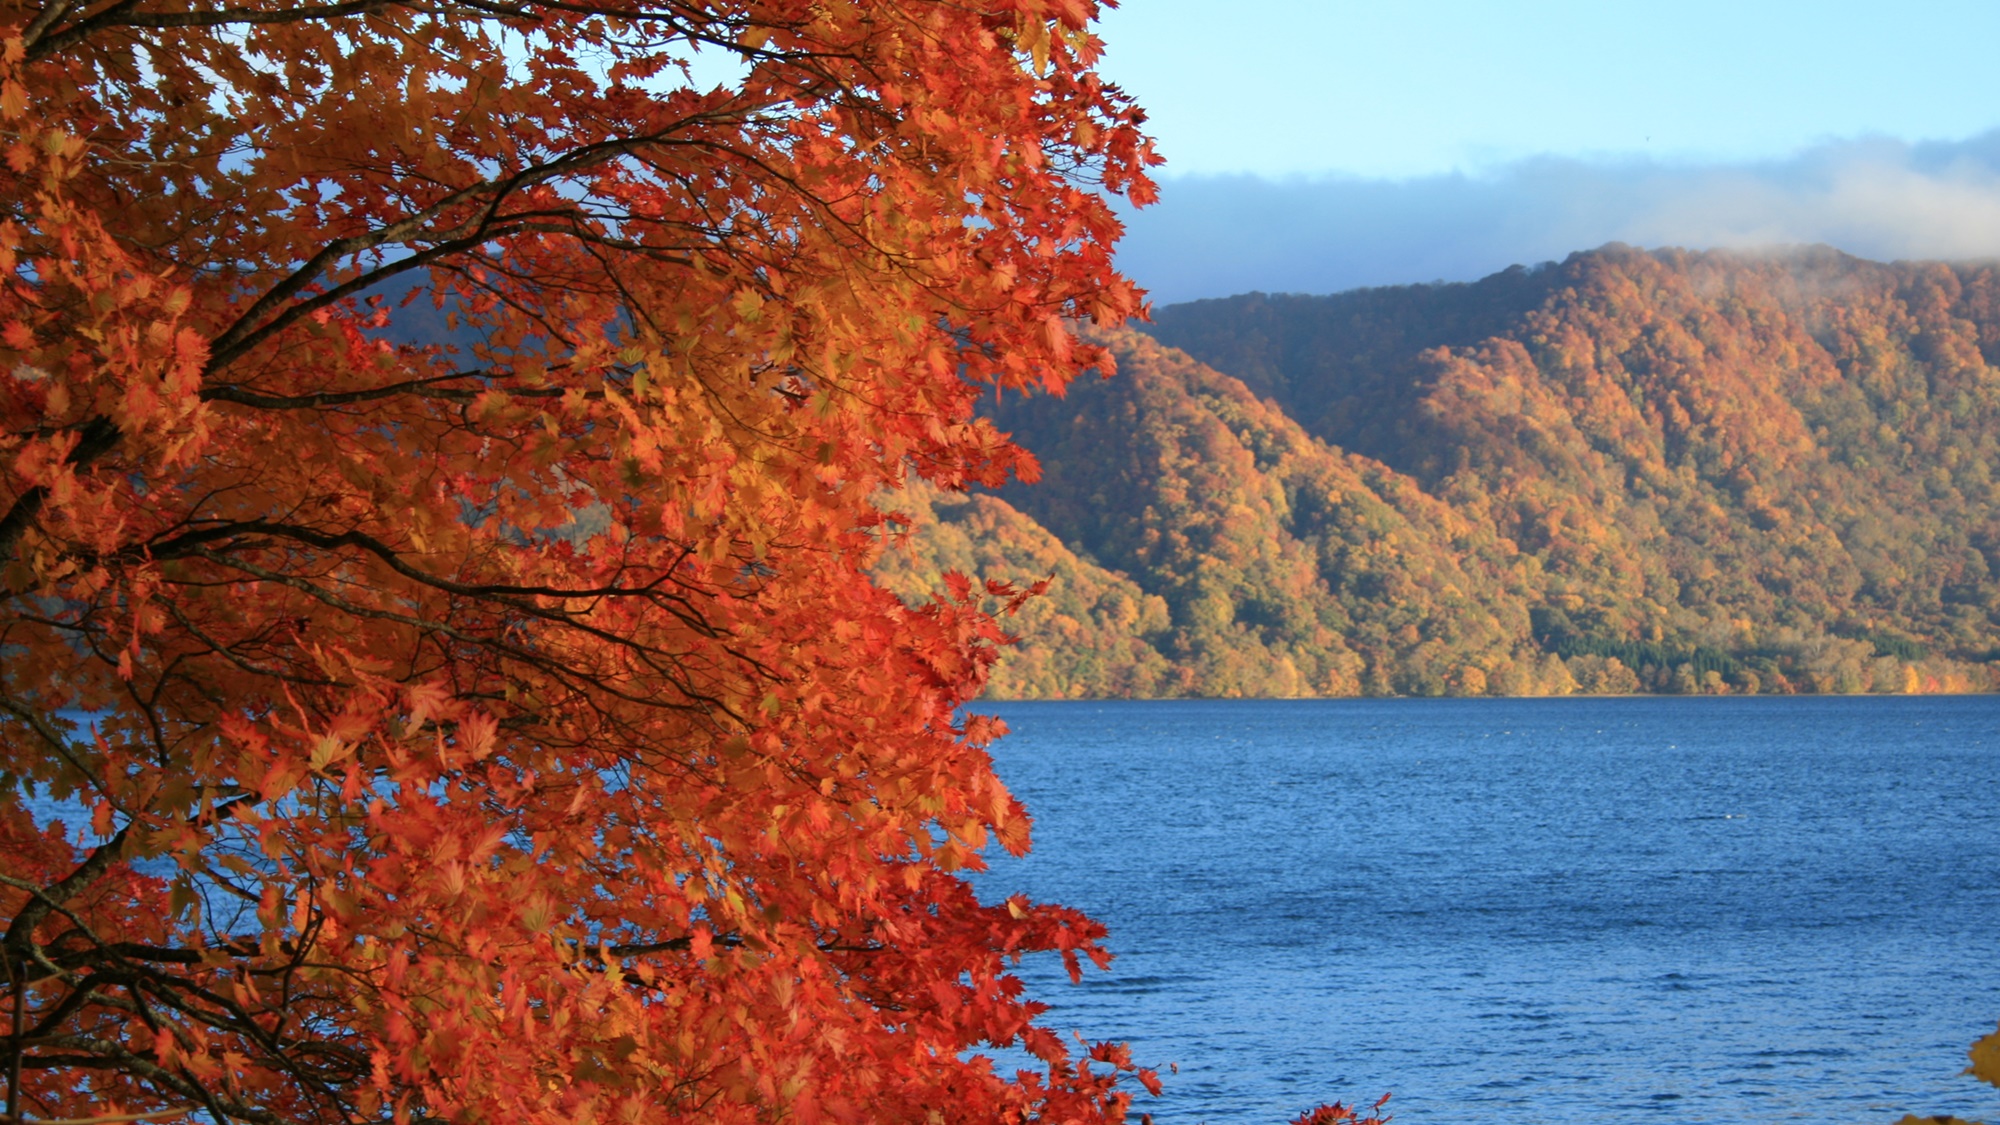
[0,1,1162,1123]
[1895,1025,2000,1124]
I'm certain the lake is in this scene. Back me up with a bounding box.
[971,696,2000,1125]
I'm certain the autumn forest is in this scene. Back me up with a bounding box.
[880,244,2000,699]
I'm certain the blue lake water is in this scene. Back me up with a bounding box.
[970,696,2000,1125]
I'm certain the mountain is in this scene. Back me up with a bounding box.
[877,245,2000,696]
[870,480,1173,699]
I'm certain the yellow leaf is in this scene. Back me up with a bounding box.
[308,736,351,771]
[168,875,196,919]
[1970,1023,2000,1087]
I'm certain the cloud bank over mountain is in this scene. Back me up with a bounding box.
[1120,131,2000,305]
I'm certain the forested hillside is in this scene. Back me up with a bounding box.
[879,245,2000,696]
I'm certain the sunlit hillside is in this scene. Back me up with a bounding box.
[881,245,2000,697]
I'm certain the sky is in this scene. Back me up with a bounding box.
[1094,1,2000,304]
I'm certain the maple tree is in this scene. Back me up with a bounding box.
[1285,1093,1390,1125]
[0,0,1169,1122]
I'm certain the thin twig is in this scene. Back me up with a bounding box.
[0,1108,194,1125]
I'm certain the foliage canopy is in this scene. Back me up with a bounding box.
[0,1,1161,1123]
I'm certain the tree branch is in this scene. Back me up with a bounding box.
[0,1108,193,1125]
[0,832,133,958]
[199,371,493,410]
[0,417,121,569]
[143,519,696,603]
[25,0,391,59]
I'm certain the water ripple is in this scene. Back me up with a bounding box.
[973,696,2000,1125]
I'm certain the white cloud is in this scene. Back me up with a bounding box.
[1116,132,2000,306]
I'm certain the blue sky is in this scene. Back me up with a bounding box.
[1097,1,2000,302]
